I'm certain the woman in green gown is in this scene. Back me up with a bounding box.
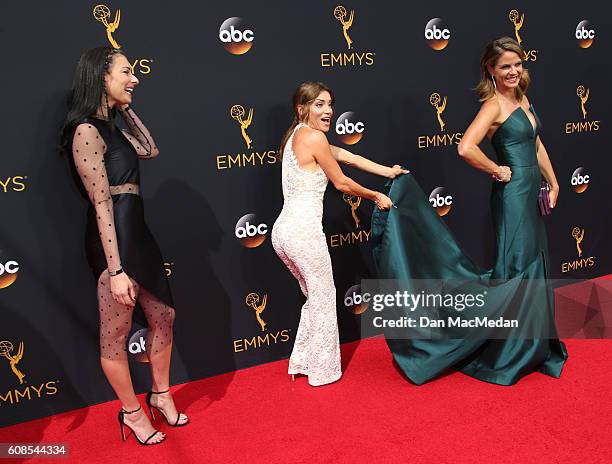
[372,37,567,385]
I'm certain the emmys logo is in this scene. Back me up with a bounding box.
[230,105,254,149]
[1,340,25,385]
[328,189,370,247]
[219,17,254,55]
[129,59,153,75]
[334,5,354,49]
[0,260,19,289]
[233,293,291,353]
[335,111,365,145]
[246,293,267,331]
[216,104,277,170]
[93,4,121,49]
[430,93,447,131]
[128,329,149,363]
[429,187,453,216]
[577,85,590,119]
[565,85,600,134]
[508,9,524,45]
[573,227,585,257]
[562,227,596,273]
[424,18,451,50]
[91,5,153,75]
[508,10,538,61]
[329,229,371,248]
[0,339,60,407]
[575,20,595,48]
[343,194,362,228]
[344,284,369,315]
[571,167,590,194]
[417,92,462,149]
[0,176,26,193]
[321,5,375,67]
[235,213,268,248]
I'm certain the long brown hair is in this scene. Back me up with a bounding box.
[279,81,335,156]
[476,37,530,102]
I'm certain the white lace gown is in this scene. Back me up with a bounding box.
[271,124,342,386]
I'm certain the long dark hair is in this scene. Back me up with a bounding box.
[279,81,335,156]
[59,46,126,156]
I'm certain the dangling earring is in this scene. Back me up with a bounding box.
[104,91,111,121]
[490,74,497,90]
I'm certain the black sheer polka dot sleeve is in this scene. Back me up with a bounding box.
[118,107,159,159]
[72,123,122,273]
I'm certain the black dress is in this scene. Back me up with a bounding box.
[69,114,173,310]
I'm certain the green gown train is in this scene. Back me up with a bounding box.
[371,104,568,385]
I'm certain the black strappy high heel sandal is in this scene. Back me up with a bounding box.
[118,406,165,445]
[145,389,189,427]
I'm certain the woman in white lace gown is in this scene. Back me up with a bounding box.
[272,82,407,386]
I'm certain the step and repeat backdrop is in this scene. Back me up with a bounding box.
[1,1,610,426]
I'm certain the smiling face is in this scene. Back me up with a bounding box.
[489,51,523,92]
[300,91,333,132]
[104,54,139,108]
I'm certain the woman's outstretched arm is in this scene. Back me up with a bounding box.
[330,145,408,178]
[302,130,393,209]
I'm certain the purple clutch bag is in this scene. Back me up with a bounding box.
[538,181,552,216]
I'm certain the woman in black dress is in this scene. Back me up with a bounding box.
[60,47,188,445]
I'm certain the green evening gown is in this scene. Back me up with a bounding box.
[372,104,568,386]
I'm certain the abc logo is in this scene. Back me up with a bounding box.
[219,17,254,55]
[335,111,365,145]
[235,213,268,248]
[429,187,453,216]
[575,20,595,48]
[0,260,19,289]
[344,284,370,315]
[128,329,150,363]
[425,18,451,50]
[571,167,590,193]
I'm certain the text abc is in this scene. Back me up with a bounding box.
[129,336,146,355]
[0,261,19,275]
[336,120,365,135]
[429,194,453,207]
[575,27,595,39]
[235,222,268,238]
[344,291,371,307]
[219,26,254,43]
[571,174,590,186]
[425,25,451,40]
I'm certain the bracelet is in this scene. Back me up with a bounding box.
[108,267,124,276]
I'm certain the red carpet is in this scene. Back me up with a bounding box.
[1,337,611,463]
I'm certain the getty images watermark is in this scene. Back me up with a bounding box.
[350,279,571,340]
